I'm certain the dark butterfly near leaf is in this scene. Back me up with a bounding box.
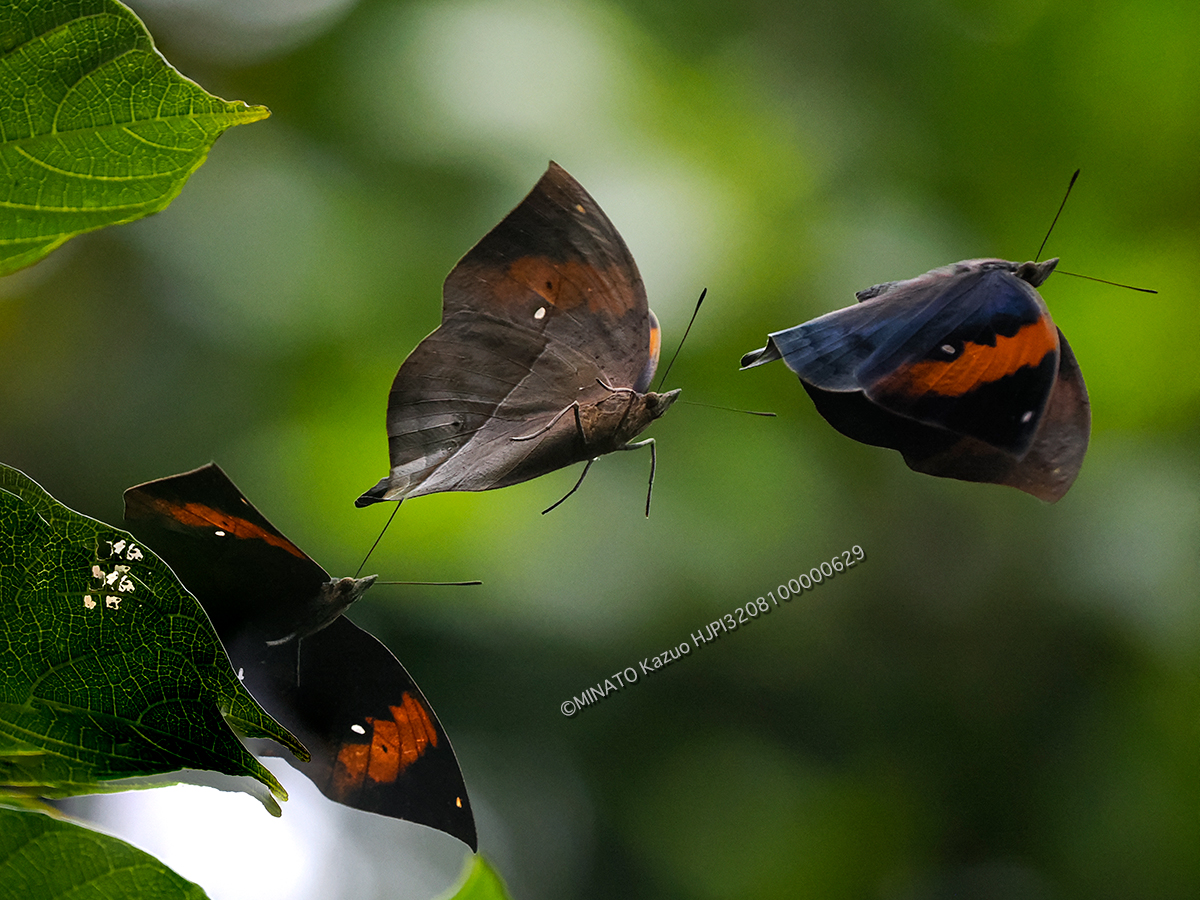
[741,257,1090,502]
[124,464,476,849]
[357,161,678,512]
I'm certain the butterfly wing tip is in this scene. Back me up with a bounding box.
[740,344,779,369]
[354,479,391,508]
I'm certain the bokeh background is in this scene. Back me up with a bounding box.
[6,0,1199,897]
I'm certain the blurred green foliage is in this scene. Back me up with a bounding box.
[0,0,269,275]
[1,0,1196,898]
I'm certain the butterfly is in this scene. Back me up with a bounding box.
[356,161,678,512]
[741,257,1089,502]
[124,463,476,849]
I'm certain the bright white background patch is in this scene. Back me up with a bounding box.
[58,759,466,900]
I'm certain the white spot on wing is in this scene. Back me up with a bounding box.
[214,530,226,537]
[534,307,546,320]
[1021,410,1034,424]
[350,724,366,735]
[941,344,956,355]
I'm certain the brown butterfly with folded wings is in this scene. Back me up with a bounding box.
[357,162,679,512]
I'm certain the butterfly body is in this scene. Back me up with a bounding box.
[742,258,1089,502]
[357,162,677,508]
[264,574,376,647]
[124,464,476,849]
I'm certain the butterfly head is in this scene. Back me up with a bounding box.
[645,387,681,419]
[267,574,378,646]
[1014,257,1058,287]
[326,574,378,610]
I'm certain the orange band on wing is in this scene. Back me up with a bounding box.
[146,498,306,559]
[503,256,637,317]
[331,693,439,796]
[879,318,1058,398]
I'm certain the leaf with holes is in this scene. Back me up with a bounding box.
[0,0,269,276]
[0,463,306,814]
[0,807,209,899]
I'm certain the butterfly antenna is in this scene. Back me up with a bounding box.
[375,579,483,586]
[678,400,776,417]
[1036,168,1080,261]
[356,501,402,577]
[542,458,596,514]
[1033,168,1157,293]
[1054,270,1157,293]
[654,288,707,392]
[644,440,657,517]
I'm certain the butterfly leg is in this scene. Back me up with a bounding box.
[512,401,582,442]
[290,638,304,688]
[618,437,657,517]
[541,457,597,515]
[595,377,637,398]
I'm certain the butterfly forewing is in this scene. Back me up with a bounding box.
[123,464,329,641]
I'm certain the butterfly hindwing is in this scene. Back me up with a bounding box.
[279,615,474,844]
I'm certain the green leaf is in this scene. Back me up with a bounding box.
[442,856,515,900]
[0,463,306,814]
[0,0,269,276]
[0,807,208,899]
